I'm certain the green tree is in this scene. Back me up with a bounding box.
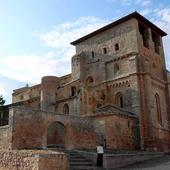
[0,95,5,106]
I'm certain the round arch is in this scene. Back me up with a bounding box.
[86,76,94,84]
[115,92,123,108]
[47,121,66,148]
[114,63,120,75]
[63,104,69,114]
[155,93,162,125]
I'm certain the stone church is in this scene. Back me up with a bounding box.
[1,11,170,153]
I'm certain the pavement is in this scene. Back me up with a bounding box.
[116,155,170,170]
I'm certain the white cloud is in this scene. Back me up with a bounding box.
[155,8,170,23]
[107,0,151,6]
[0,84,5,95]
[35,10,170,72]
[1,10,170,88]
[0,16,109,84]
[37,16,108,51]
[140,9,151,16]
[153,8,170,69]
[0,52,71,83]
[106,0,132,6]
[136,0,151,6]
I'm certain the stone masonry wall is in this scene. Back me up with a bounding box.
[75,19,138,57]
[135,19,170,151]
[10,108,45,149]
[56,79,81,115]
[0,126,12,150]
[12,85,41,104]
[94,114,137,150]
[0,150,68,170]
[9,107,99,150]
[149,127,170,151]
[80,61,140,116]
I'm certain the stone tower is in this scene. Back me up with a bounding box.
[71,12,170,150]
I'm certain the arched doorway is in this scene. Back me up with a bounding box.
[47,122,66,148]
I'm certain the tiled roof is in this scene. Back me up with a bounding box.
[95,104,136,117]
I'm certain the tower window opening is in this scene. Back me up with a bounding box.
[114,63,120,75]
[71,86,76,96]
[103,47,107,54]
[86,76,94,84]
[115,43,119,51]
[139,23,149,48]
[152,31,160,54]
[120,95,123,108]
[92,51,95,58]
[128,121,130,127]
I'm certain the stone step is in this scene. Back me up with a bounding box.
[70,166,95,170]
[70,156,86,158]
[70,158,92,162]
[70,155,85,159]
[70,166,105,170]
[69,151,95,170]
[69,154,82,156]
[69,153,82,155]
[70,161,93,166]
[47,148,165,170]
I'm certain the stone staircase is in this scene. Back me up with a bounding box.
[69,151,96,170]
[68,149,165,170]
[46,147,165,170]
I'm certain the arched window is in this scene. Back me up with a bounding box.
[155,93,162,125]
[92,51,95,58]
[71,86,76,96]
[63,104,69,114]
[152,62,157,69]
[115,92,123,108]
[97,103,102,108]
[86,76,94,84]
[20,95,24,100]
[55,105,58,112]
[114,63,119,75]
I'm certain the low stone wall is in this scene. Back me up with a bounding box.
[94,114,138,150]
[0,126,12,150]
[0,150,68,170]
[75,150,164,169]
[103,152,164,169]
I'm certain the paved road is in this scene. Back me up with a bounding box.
[116,155,170,170]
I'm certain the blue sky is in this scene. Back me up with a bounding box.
[0,0,170,104]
